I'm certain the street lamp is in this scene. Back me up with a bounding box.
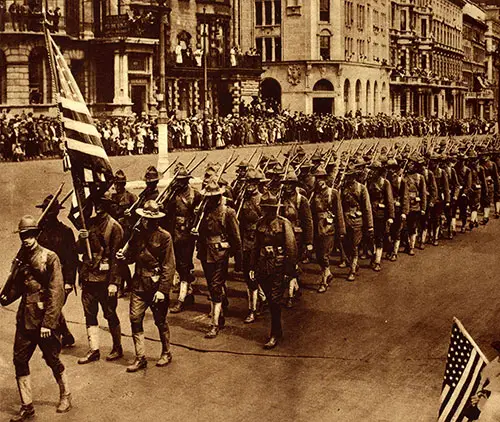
[493,43,500,131]
[157,0,170,175]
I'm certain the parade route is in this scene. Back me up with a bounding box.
[0,142,499,422]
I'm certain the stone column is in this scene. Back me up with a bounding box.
[113,52,121,103]
[406,90,411,116]
[122,53,130,102]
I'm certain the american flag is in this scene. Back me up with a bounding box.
[46,30,113,227]
[438,318,488,422]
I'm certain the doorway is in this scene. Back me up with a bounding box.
[131,85,146,115]
[313,98,334,115]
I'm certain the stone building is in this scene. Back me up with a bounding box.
[0,0,262,117]
[462,1,493,120]
[237,0,392,116]
[389,0,467,118]
[483,4,500,123]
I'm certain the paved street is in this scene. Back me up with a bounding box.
[0,141,499,422]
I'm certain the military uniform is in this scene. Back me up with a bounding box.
[78,201,124,364]
[444,157,461,238]
[1,216,71,420]
[387,158,410,261]
[468,153,487,229]
[430,157,451,245]
[311,166,346,292]
[367,160,395,271]
[120,200,176,372]
[480,154,499,224]
[237,168,263,323]
[405,160,427,255]
[455,158,473,232]
[420,164,438,248]
[280,170,314,305]
[249,192,297,349]
[197,181,242,338]
[36,196,78,347]
[341,170,374,281]
[166,169,202,313]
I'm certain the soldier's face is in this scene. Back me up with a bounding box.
[247,181,258,193]
[114,182,126,193]
[316,178,328,191]
[283,184,295,195]
[20,232,37,250]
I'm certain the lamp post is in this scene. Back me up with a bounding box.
[157,0,170,175]
[493,43,500,132]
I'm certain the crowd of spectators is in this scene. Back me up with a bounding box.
[0,0,61,33]
[0,106,495,162]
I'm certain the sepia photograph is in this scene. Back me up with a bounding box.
[1,0,500,421]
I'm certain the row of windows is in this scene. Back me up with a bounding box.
[256,37,282,62]
[433,22,461,50]
[255,0,282,26]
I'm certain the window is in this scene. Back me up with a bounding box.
[265,38,272,61]
[357,5,365,31]
[421,54,427,70]
[401,10,406,31]
[265,1,272,25]
[421,18,426,38]
[320,0,330,22]
[275,37,282,61]
[256,37,263,55]
[320,35,331,60]
[256,1,263,25]
[275,0,281,24]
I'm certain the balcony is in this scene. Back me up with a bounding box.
[101,13,160,39]
[465,90,494,100]
[166,51,263,72]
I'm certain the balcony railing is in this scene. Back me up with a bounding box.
[166,51,262,70]
[465,90,494,100]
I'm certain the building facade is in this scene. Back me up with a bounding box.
[238,0,392,116]
[0,0,262,117]
[462,1,493,120]
[389,0,467,118]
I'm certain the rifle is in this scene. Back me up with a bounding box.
[247,148,260,166]
[276,154,293,217]
[191,150,237,236]
[1,182,65,306]
[124,157,180,217]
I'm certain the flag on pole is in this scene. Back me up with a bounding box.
[45,29,113,227]
[438,317,489,422]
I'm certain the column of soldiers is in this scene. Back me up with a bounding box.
[3,137,500,421]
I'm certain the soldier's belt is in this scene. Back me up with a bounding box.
[206,235,225,244]
[317,212,335,220]
[293,227,303,233]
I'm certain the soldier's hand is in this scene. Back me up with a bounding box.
[387,218,394,225]
[421,210,426,215]
[108,284,118,297]
[79,229,89,239]
[0,294,8,306]
[40,327,51,338]
[153,291,165,303]
[124,209,132,217]
[306,244,313,252]
[64,283,73,295]
[445,202,450,208]
[401,214,407,220]
[116,250,126,261]
[249,270,255,281]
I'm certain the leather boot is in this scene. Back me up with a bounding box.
[11,376,34,421]
[78,326,100,364]
[169,300,184,314]
[244,289,257,323]
[55,371,72,413]
[106,325,123,361]
[263,336,279,350]
[61,333,75,348]
[205,302,222,338]
[10,404,35,422]
[156,329,172,367]
[127,333,147,373]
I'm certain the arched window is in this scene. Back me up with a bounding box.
[366,80,371,115]
[319,29,331,60]
[355,79,362,112]
[313,79,334,91]
[343,79,351,113]
[0,50,6,104]
[29,47,52,104]
[261,78,282,108]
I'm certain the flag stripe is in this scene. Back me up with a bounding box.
[59,96,91,116]
[66,138,109,160]
[62,116,101,138]
[439,349,478,421]
[451,354,483,422]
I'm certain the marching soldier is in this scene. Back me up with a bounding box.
[341,163,374,281]
[249,192,297,349]
[455,152,473,232]
[429,154,450,246]
[444,154,460,239]
[110,169,138,225]
[468,151,486,230]
[367,158,395,272]
[167,166,202,313]
[35,194,78,348]
[311,166,346,292]
[133,166,161,211]
[1,216,71,420]
[280,169,314,307]
[238,168,263,323]
[405,158,427,255]
[77,196,124,365]
[419,158,437,248]
[116,200,176,372]
[197,180,242,338]
[231,160,249,200]
[110,169,137,296]
[386,157,410,261]
[479,152,499,225]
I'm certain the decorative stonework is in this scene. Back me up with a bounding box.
[287,64,301,86]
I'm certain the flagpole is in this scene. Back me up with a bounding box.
[453,317,489,364]
[43,20,92,259]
